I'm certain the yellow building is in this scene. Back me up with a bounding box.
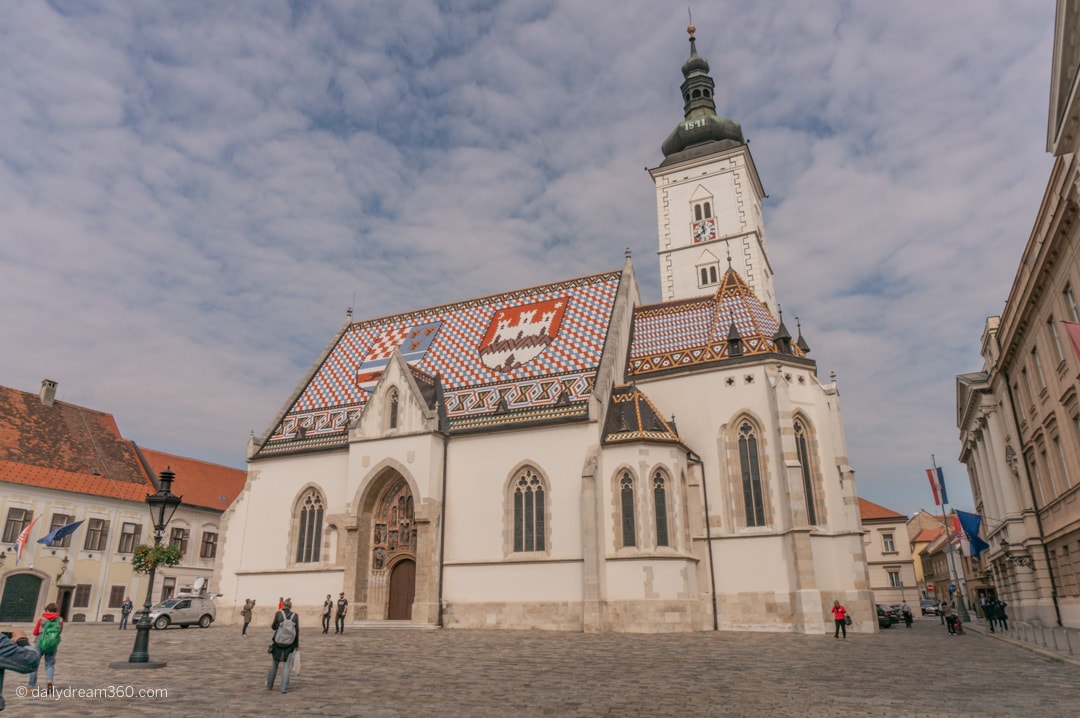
[0,380,245,623]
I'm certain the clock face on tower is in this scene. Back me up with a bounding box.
[692,218,717,243]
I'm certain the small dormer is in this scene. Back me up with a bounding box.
[352,350,441,440]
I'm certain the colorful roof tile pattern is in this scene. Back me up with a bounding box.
[601,385,682,446]
[257,270,623,456]
[628,268,806,377]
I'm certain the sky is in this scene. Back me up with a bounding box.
[0,1,1058,518]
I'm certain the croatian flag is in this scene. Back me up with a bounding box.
[926,467,949,506]
[13,515,40,565]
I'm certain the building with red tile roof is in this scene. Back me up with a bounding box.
[0,380,246,624]
[858,498,917,607]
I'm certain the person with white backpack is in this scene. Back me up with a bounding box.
[266,598,299,693]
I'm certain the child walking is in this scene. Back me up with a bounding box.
[29,602,63,694]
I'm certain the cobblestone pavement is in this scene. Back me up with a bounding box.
[2,615,1079,717]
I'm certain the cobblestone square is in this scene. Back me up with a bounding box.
[3,617,1079,717]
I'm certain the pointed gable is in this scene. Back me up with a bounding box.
[256,269,625,457]
[602,384,682,446]
[628,267,808,377]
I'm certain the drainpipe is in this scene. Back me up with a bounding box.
[688,450,718,631]
[1003,371,1063,627]
[436,376,450,628]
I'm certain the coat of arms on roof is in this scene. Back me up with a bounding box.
[478,297,568,373]
[355,321,443,392]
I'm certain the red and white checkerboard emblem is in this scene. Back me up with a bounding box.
[478,297,568,373]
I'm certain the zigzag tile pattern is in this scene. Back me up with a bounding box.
[260,271,621,454]
[628,268,803,376]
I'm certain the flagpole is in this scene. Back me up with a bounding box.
[934,455,970,622]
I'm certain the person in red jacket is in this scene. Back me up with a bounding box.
[831,600,847,639]
[29,602,63,694]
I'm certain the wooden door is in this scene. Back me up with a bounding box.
[0,573,41,622]
[387,559,415,620]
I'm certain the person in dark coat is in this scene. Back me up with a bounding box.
[266,598,299,693]
[998,601,1009,631]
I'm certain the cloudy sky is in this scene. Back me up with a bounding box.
[0,1,1057,517]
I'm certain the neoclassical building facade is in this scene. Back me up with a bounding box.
[954,2,1080,631]
[217,28,873,633]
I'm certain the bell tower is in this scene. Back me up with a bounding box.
[649,25,776,310]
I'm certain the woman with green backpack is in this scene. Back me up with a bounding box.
[29,602,63,694]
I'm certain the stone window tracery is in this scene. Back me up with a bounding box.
[738,421,766,527]
[513,468,546,552]
[295,488,324,563]
[653,471,669,547]
[621,471,637,547]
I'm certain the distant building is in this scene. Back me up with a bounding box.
[955,3,1080,630]
[907,509,945,598]
[859,498,916,606]
[0,380,245,623]
[217,27,874,634]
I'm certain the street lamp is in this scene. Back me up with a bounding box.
[111,468,182,669]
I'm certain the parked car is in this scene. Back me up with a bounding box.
[920,599,940,616]
[147,595,216,629]
[876,604,899,628]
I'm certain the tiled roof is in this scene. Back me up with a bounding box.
[257,270,624,456]
[602,385,682,446]
[628,267,806,377]
[139,448,246,513]
[913,528,944,544]
[0,459,152,502]
[0,385,156,501]
[858,497,907,521]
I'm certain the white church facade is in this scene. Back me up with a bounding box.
[216,27,874,634]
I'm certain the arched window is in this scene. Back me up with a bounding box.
[653,471,669,547]
[295,488,324,563]
[620,472,637,547]
[695,204,703,221]
[738,422,766,527]
[703,201,712,218]
[513,468,546,552]
[389,388,399,429]
[794,420,819,526]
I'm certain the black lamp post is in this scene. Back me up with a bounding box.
[111,468,182,669]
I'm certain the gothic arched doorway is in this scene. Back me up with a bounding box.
[370,476,417,619]
[388,559,416,620]
[0,573,42,622]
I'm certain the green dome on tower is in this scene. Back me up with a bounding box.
[660,25,745,166]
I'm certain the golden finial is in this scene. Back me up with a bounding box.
[688,7,695,38]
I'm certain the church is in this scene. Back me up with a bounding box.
[216,27,874,634]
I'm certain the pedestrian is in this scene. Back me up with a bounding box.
[322,594,333,634]
[830,599,847,639]
[277,596,284,611]
[267,598,299,693]
[0,629,40,711]
[241,599,255,637]
[29,602,63,695]
[998,601,1009,631]
[901,601,913,628]
[938,601,946,625]
[335,592,349,634]
[119,597,133,630]
[986,600,997,633]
